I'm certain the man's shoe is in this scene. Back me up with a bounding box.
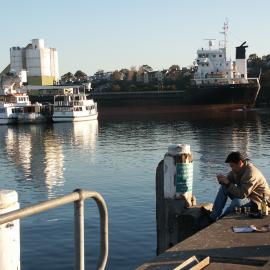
[201,206,215,224]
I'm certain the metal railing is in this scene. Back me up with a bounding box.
[0,189,108,270]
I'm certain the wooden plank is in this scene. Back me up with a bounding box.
[190,257,210,270]
[173,256,210,270]
[172,256,198,270]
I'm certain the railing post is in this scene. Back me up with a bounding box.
[74,195,85,270]
[0,189,108,269]
[0,190,20,270]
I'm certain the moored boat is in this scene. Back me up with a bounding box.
[187,21,260,108]
[0,93,51,124]
[89,22,261,117]
[52,93,98,122]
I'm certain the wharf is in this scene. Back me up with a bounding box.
[137,214,270,270]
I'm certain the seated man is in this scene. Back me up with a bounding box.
[208,151,270,221]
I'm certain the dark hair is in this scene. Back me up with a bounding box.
[225,151,247,163]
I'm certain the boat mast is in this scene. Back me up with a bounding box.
[220,20,228,60]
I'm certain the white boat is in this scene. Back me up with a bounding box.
[0,93,50,124]
[52,93,98,122]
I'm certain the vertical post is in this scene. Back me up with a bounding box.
[156,144,195,255]
[74,198,85,270]
[0,190,20,270]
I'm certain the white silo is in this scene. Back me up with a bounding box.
[10,47,24,72]
[25,39,59,85]
[32,39,45,49]
[50,48,59,81]
[9,39,59,86]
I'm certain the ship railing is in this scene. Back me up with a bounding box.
[192,78,232,85]
[0,189,108,270]
[193,75,228,80]
[73,101,86,106]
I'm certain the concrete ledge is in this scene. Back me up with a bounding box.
[137,214,270,270]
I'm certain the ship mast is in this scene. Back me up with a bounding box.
[220,20,228,60]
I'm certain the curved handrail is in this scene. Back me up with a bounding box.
[0,189,108,270]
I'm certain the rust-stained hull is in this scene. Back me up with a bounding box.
[90,80,260,119]
[97,104,248,120]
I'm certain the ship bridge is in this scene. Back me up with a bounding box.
[195,46,233,85]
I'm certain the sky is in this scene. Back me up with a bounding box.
[1,0,270,76]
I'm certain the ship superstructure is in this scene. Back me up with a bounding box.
[193,22,253,86]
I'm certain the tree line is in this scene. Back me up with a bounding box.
[60,54,270,95]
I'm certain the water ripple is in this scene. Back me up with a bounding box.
[0,110,270,269]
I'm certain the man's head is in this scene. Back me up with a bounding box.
[225,151,247,173]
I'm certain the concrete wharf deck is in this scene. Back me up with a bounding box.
[137,214,270,270]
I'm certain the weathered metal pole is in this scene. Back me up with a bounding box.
[74,198,85,270]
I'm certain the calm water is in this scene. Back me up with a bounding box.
[1,110,270,269]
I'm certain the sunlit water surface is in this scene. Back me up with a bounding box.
[0,109,270,269]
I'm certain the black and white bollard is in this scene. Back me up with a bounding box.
[0,190,20,270]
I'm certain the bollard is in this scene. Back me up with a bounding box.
[175,144,193,204]
[157,145,210,255]
[164,144,193,205]
[0,190,20,270]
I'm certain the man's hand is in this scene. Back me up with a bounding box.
[216,174,230,185]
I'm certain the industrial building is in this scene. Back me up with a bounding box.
[9,39,59,86]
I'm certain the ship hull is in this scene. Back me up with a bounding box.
[185,81,260,106]
[89,81,260,118]
[52,113,98,122]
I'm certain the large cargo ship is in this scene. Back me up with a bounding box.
[89,22,260,117]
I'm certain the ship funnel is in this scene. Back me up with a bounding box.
[240,41,247,47]
[236,42,248,59]
[235,42,248,80]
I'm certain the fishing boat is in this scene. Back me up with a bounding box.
[52,93,98,122]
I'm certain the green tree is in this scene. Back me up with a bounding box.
[166,65,181,81]
[61,72,75,83]
[249,54,259,61]
[74,70,88,81]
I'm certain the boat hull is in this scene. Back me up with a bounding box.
[0,117,10,125]
[17,113,49,124]
[52,113,98,122]
[89,80,260,118]
[185,81,260,106]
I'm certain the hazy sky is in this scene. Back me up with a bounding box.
[1,0,270,76]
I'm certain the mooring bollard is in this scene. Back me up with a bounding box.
[156,144,210,255]
[164,144,193,203]
[0,190,20,270]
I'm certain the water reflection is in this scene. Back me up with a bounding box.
[43,131,65,198]
[1,110,270,270]
[1,121,99,198]
[5,127,32,180]
[72,120,98,152]
[183,111,267,201]
[52,120,98,149]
